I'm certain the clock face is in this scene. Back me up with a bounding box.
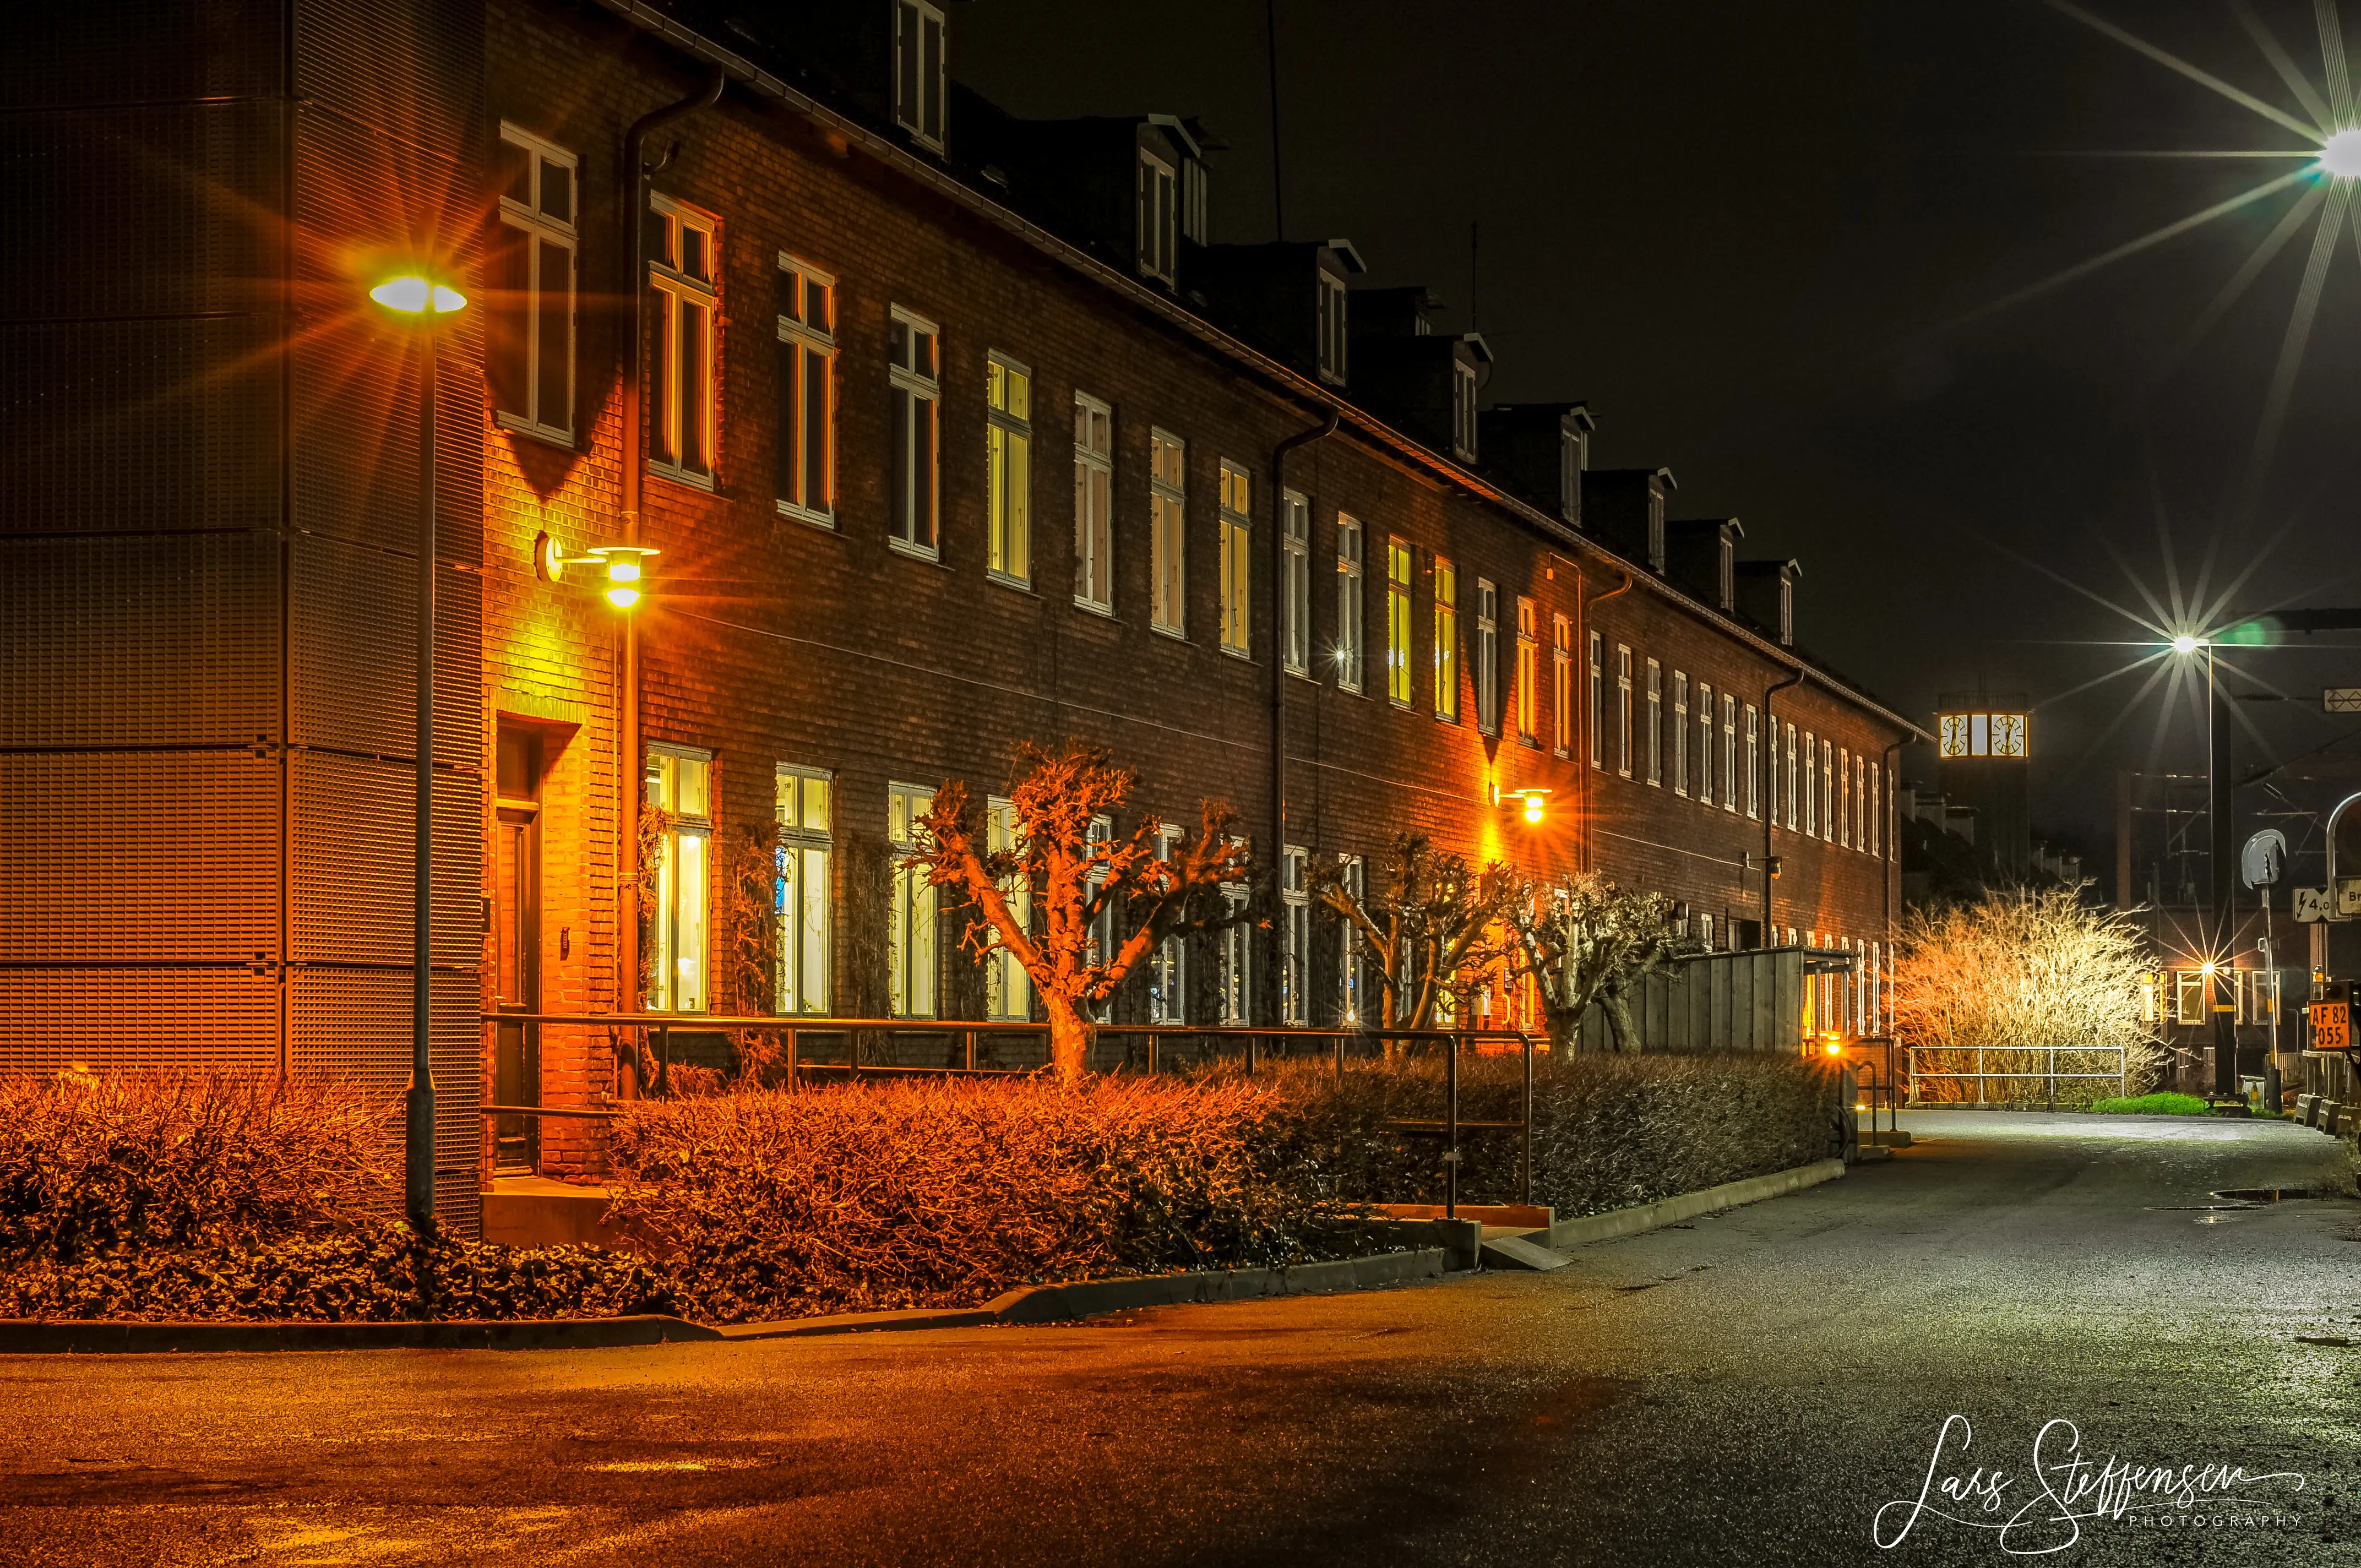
[1939,714,1970,758]
[1991,714,2026,757]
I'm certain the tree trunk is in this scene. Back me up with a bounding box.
[1046,993,1095,1088]
[1602,987,1642,1054]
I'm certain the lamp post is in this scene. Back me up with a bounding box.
[371,272,466,1229]
[2172,633,2237,1098]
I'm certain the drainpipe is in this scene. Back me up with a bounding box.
[616,67,725,1079]
[1270,407,1339,862]
[1881,736,1902,1027]
[1761,665,1805,944]
[1577,566,1633,874]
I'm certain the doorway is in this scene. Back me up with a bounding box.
[492,727,543,1171]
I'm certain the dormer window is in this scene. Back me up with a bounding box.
[1646,482,1666,569]
[1316,269,1348,384]
[1451,360,1478,462]
[1138,149,1177,284]
[1182,158,1209,244]
[1558,426,1587,522]
[894,1,946,151]
[1717,535,1736,609]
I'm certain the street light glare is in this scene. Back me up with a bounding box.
[2322,128,2361,181]
[2170,634,2204,655]
[369,275,467,314]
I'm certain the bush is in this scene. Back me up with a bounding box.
[2090,1091,2213,1116]
[604,1075,1388,1322]
[1232,1052,1838,1216]
[0,1070,395,1260]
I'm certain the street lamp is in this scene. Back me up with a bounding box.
[2321,128,2361,181]
[2170,633,2236,1098]
[372,269,465,1231]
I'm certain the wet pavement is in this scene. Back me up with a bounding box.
[3,1110,2355,1566]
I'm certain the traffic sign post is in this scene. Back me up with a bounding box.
[2294,885,2335,923]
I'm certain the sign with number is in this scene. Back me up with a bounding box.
[2311,1001,2352,1051]
[2295,885,2335,923]
[2341,879,2361,918]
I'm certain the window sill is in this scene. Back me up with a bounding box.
[1151,624,1189,643]
[987,570,1035,595]
[496,412,576,452]
[888,537,945,567]
[648,461,717,494]
[1073,596,1117,619]
[1220,644,1254,662]
[777,500,835,530]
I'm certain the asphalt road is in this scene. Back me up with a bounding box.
[4,1112,2356,1567]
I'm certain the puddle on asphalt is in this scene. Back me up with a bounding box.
[2148,1185,2359,1215]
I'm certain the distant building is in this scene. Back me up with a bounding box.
[1935,693,2031,876]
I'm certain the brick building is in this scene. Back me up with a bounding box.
[4,0,1920,1219]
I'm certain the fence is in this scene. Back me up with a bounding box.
[1904,1045,2129,1108]
[478,1012,1538,1216]
[1569,946,1853,1053]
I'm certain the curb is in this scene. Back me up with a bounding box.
[0,1314,721,1355]
[1541,1158,1847,1251]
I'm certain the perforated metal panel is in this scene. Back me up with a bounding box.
[0,751,278,965]
[292,753,481,965]
[292,532,482,762]
[0,317,280,538]
[0,968,278,1071]
[0,0,278,108]
[293,968,483,1238]
[0,533,279,748]
[296,0,481,168]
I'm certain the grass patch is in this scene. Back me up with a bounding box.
[2089,1091,2214,1116]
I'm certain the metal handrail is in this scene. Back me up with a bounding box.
[1904,1044,2130,1108]
[480,1011,1538,1216]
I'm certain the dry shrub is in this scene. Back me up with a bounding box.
[605,1076,1386,1322]
[0,1070,395,1260]
[1233,1052,1840,1216]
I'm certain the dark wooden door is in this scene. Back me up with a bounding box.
[492,730,542,1170]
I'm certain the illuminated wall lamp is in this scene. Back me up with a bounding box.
[534,532,660,609]
[1490,787,1552,825]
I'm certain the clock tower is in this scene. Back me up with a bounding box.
[1935,691,2033,875]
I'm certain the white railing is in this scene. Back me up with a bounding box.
[1905,1045,2129,1108]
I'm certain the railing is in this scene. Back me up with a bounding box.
[478,1012,1538,1217]
[1904,1044,2129,1109]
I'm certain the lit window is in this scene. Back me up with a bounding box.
[775,254,836,526]
[888,307,940,557]
[1316,269,1349,384]
[1586,630,1602,767]
[987,352,1032,586]
[1745,705,1760,819]
[1280,846,1309,1026]
[1695,681,1712,801]
[1151,429,1187,635]
[1282,490,1310,674]
[1645,659,1662,785]
[1434,557,1461,722]
[648,194,717,486]
[491,123,576,447]
[1073,393,1113,612]
[1218,460,1252,656]
[1138,150,1178,284]
[1475,580,1499,735]
[644,746,712,1012]
[1723,694,1739,814]
[1335,514,1364,693]
[1553,614,1572,755]
[1515,598,1539,743]
[1672,672,1690,796]
[1387,536,1413,706]
[887,782,937,1017]
[1150,824,1186,1023]
[774,765,833,1014]
[894,0,946,150]
[984,796,1031,1020]
[2174,970,2203,1027]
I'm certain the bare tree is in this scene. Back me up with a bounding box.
[1890,886,2161,1103]
[1307,833,1516,1033]
[907,744,1254,1086]
[1502,871,1695,1053]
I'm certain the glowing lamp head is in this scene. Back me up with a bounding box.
[1522,794,1546,825]
[584,544,659,612]
[1824,1035,1845,1056]
[2200,960,2216,978]
[2170,634,2204,656]
[369,275,467,315]
[605,584,641,609]
[2322,128,2361,181]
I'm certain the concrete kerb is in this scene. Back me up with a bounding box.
[1535,1158,1849,1254]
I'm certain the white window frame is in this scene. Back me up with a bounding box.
[1786,723,1800,831]
[1335,514,1364,693]
[1151,428,1187,636]
[1073,391,1114,613]
[1338,854,1367,1025]
[894,0,947,151]
[1316,269,1349,384]
[887,781,938,1018]
[647,193,717,489]
[1587,630,1603,768]
[1086,814,1116,1020]
[984,795,1031,1021]
[644,744,712,1013]
[493,122,577,448]
[1615,645,1632,777]
[1553,614,1572,755]
[1280,845,1309,1026]
[1723,694,1740,814]
[1434,556,1460,723]
[1696,682,1714,805]
[1644,658,1662,785]
[1218,841,1252,1026]
[1475,580,1499,736]
[1839,748,1853,848]
[1150,823,1187,1022]
[1672,672,1690,796]
[1804,732,1818,837]
[774,764,834,1015]
[1138,148,1178,284]
[1559,426,1584,521]
[888,305,940,559]
[775,253,836,527]
[1745,704,1760,820]
[1282,489,1310,675]
[1451,359,1478,461]
[1823,742,1836,842]
[1515,597,1539,743]
[1218,459,1253,656]
[1387,535,1413,706]
[986,350,1032,587]
[1870,762,1883,857]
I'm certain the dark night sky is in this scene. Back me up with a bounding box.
[955,1,2361,871]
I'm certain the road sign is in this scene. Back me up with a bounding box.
[2310,1001,2352,1051]
[2241,829,2287,888]
[2327,688,2361,714]
[2294,885,2333,923]
[2342,879,2361,918]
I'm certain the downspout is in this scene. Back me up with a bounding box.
[1577,566,1633,874]
[616,67,726,1084]
[1270,407,1339,862]
[1761,665,1805,944]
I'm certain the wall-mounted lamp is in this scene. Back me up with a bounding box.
[1492,786,1552,825]
[534,533,660,609]
[369,274,467,317]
